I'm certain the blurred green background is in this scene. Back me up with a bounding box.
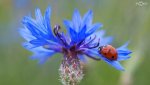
[0,0,150,85]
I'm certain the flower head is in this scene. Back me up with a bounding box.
[19,6,131,85]
[19,7,112,64]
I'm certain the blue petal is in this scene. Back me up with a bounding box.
[117,42,129,50]
[22,16,44,38]
[44,6,51,31]
[86,23,102,36]
[117,55,131,61]
[67,26,78,44]
[29,39,48,46]
[116,42,132,61]
[35,7,55,40]
[23,42,61,52]
[29,47,55,64]
[22,42,37,50]
[22,7,56,42]
[20,7,61,65]
[35,9,48,35]
[30,52,54,64]
[83,49,101,59]
[44,6,56,41]
[63,20,73,31]
[117,50,132,56]
[72,9,81,32]
[97,53,124,71]
[82,10,93,28]
[78,25,86,41]
[117,42,132,56]
[104,59,125,71]
[19,28,36,41]
[78,55,87,62]
[35,8,43,24]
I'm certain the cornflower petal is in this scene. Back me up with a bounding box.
[20,7,59,63]
[19,27,36,41]
[82,10,93,28]
[30,46,55,64]
[72,9,81,32]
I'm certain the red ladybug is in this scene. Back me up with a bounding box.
[99,45,118,60]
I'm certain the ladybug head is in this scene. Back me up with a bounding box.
[99,46,103,51]
[99,45,107,51]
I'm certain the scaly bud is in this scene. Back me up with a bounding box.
[59,57,84,85]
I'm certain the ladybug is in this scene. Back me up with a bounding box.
[98,45,118,60]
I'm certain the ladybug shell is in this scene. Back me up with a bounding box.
[99,45,118,60]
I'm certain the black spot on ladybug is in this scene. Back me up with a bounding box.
[112,56,114,58]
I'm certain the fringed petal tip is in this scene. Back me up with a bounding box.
[117,41,132,58]
[109,61,125,71]
[117,55,131,61]
[22,42,36,50]
[117,41,130,50]
[28,48,55,64]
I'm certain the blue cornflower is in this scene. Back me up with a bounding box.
[19,7,112,64]
[19,6,131,84]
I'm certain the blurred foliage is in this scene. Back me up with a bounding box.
[0,0,150,85]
